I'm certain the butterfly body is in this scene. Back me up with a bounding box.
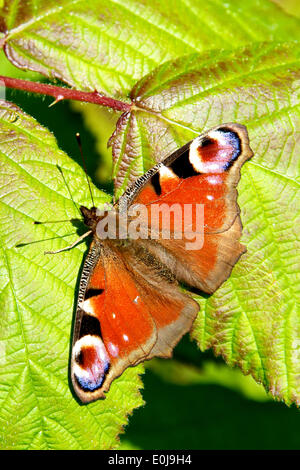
[71,123,253,403]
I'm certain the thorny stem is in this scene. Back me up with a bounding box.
[0,75,131,112]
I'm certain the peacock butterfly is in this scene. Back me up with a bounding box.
[68,122,253,403]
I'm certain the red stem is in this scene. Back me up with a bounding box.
[0,75,131,112]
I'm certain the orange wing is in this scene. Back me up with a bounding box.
[118,123,253,293]
[71,239,198,403]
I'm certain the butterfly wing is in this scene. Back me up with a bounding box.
[118,123,253,293]
[71,239,198,403]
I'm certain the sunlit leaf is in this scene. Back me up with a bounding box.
[1,0,299,95]
[0,100,144,449]
[110,41,300,405]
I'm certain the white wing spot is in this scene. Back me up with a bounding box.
[79,299,96,316]
[159,165,179,181]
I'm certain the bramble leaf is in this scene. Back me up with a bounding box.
[1,0,300,95]
[0,100,144,450]
[109,41,300,406]
[111,42,300,194]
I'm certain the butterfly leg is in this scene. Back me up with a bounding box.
[44,230,92,254]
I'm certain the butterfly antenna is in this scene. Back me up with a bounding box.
[33,165,81,224]
[33,219,77,225]
[56,164,82,217]
[16,232,77,247]
[75,133,95,208]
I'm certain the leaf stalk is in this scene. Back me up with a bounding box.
[0,75,131,112]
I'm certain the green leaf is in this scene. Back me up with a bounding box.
[0,100,144,450]
[109,41,300,406]
[111,41,300,192]
[0,49,42,80]
[1,0,300,95]
[273,0,300,18]
[0,50,43,80]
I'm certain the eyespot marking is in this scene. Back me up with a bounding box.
[73,335,110,392]
[170,149,199,178]
[200,137,214,148]
[189,128,242,173]
[216,128,241,169]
